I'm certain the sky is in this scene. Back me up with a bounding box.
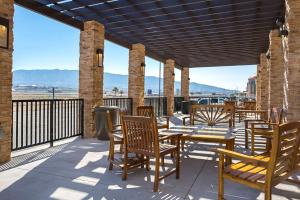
[13,5,256,91]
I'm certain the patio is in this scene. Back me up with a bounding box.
[0,116,299,200]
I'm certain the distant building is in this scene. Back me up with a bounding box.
[246,76,256,99]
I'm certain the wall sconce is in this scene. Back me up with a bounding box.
[276,17,288,37]
[141,62,146,68]
[96,48,104,67]
[0,17,9,49]
[188,77,190,81]
[172,72,175,76]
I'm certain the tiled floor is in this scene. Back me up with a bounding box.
[0,117,299,200]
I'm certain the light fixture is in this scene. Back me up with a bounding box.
[141,62,146,67]
[276,17,288,37]
[172,72,175,76]
[0,17,9,49]
[188,77,190,81]
[96,48,104,67]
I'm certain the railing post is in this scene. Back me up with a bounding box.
[50,100,54,147]
[81,99,84,138]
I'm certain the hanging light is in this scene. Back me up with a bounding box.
[0,17,9,49]
[96,48,104,67]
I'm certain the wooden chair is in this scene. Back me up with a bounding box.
[183,104,234,128]
[122,115,181,192]
[137,106,169,129]
[217,121,300,200]
[247,108,287,155]
[107,110,143,171]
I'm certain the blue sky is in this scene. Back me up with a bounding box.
[13,5,256,91]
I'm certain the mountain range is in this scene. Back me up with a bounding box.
[13,69,236,94]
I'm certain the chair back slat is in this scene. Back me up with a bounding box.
[122,116,158,155]
[137,106,155,118]
[268,122,300,184]
[243,101,256,110]
[190,105,233,127]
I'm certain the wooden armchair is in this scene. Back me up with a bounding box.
[122,115,181,192]
[217,121,300,200]
[183,104,234,128]
[247,107,287,155]
[137,106,169,129]
[107,110,143,171]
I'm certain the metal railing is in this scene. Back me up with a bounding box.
[103,97,133,115]
[11,99,84,151]
[144,97,167,116]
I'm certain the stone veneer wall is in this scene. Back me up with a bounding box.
[79,21,104,138]
[128,44,145,115]
[260,54,269,111]
[164,59,175,116]
[181,67,189,101]
[282,0,300,121]
[256,64,262,110]
[268,29,284,110]
[0,0,13,163]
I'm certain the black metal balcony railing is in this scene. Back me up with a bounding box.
[103,97,133,115]
[144,97,167,116]
[11,99,84,151]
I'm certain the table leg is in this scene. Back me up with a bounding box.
[225,139,235,165]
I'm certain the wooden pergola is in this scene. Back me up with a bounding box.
[15,0,284,68]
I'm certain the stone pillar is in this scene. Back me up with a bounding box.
[0,0,13,163]
[79,21,104,138]
[260,54,269,111]
[268,30,284,110]
[128,43,145,115]
[164,59,175,116]
[282,0,300,121]
[256,64,262,110]
[181,67,189,100]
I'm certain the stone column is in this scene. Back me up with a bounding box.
[79,21,104,138]
[260,54,269,111]
[268,30,284,110]
[128,43,145,115]
[0,0,13,163]
[164,59,175,116]
[181,67,189,100]
[256,64,262,110]
[282,0,300,121]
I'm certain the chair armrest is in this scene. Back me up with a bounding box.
[216,148,269,167]
[159,133,182,141]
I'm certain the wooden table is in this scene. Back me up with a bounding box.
[160,126,235,165]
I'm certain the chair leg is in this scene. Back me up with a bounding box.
[146,156,150,171]
[161,156,165,166]
[122,152,128,181]
[181,139,185,151]
[218,154,224,200]
[153,157,160,192]
[264,186,272,200]
[109,142,114,170]
[251,133,255,156]
[176,149,180,179]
